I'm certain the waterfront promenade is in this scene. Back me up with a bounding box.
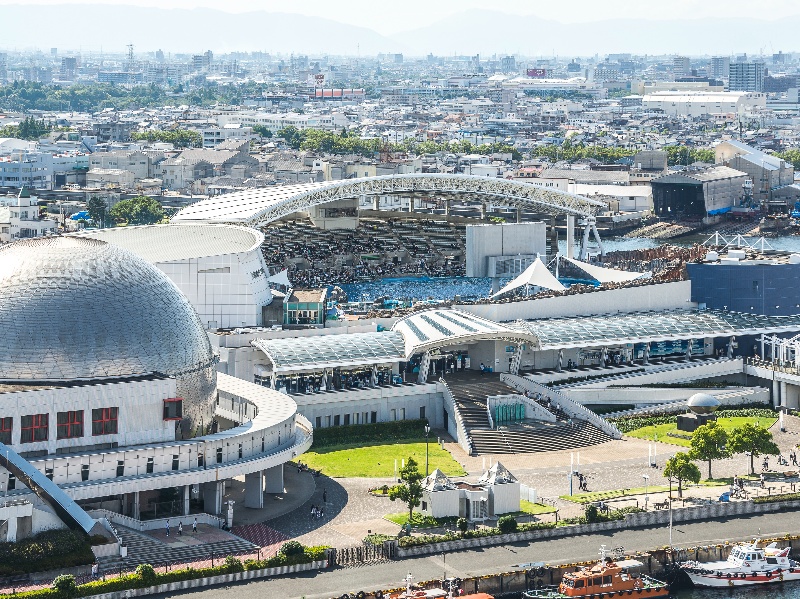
[156,511,800,599]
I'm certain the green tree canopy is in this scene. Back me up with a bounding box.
[727,423,779,475]
[388,457,424,523]
[689,420,730,479]
[252,125,273,138]
[130,129,201,148]
[0,116,52,140]
[663,452,701,498]
[86,196,108,228]
[109,195,165,226]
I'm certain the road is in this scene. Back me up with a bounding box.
[154,511,800,599]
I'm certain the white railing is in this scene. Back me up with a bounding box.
[501,373,622,439]
[88,509,225,534]
[603,399,689,420]
[439,379,473,455]
[486,402,495,429]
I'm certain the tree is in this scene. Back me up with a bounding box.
[388,457,424,524]
[663,452,701,498]
[86,196,108,228]
[728,423,780,475]
[252,125,273,139]
[109,195,165,225]
[689,420,730,479]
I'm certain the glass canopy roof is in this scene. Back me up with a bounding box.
[513,310,800,350]
[252,331,406,372]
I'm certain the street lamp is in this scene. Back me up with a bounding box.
[424,423,430,476]
[642,474,650,511]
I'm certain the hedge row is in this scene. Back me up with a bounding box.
[610,405,777,434]
[398,520,556,548]
[3,546,329,599]
[753,492,800,504]
[310,419,430,448]
[0,530,95,576]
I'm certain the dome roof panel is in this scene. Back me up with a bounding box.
[0,237,214,382]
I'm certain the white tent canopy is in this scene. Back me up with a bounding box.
[491,257,565,298]
[564,257,650,284]
[268,269,292,287]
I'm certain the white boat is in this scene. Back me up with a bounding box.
[681,539,800,588]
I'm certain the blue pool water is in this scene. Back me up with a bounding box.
[337,276,597,303]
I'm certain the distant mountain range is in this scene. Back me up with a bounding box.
[0,4,797,57]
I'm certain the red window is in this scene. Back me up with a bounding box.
[163,398,183,421]
[57,410,84,440]
[92,408,118,436]
[21,414,48,443]
[0,417,12,444]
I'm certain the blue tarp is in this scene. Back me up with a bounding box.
[70,210,90,220]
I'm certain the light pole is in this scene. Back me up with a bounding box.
[424,423,430,476]
[642,474,650,511]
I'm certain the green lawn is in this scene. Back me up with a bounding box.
[559,479,728,504]
[384,512,456,528]
[300,440,466,478]
[520,500,558,515]
[625,415,778,448]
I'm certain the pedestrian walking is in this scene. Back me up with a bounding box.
[322,489,327,503]
[91,563,99,579]
[165,519,170,537]
[192,517,198,534]
[178,521,183,536]
[760,473,765,488]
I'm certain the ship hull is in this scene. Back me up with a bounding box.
[686,570,800,588]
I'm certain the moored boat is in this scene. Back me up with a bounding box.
[681,539,800,588]
[524,547,668,599]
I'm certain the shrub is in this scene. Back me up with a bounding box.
[584,504,601,523]
[753,492,800,504]
[278,540,305,557]
[88,535,110,546]
[223,556,243,573]
[457,518,469,534]
[0,529,94,575]
[498,516,518,534]
[135,564,157,585]
[51,575,77,599]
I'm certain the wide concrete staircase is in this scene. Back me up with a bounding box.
[444,371,612,455]
[96,523,258,574]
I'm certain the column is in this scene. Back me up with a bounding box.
[264,464,285,494]
[516,207,521,223]
[183,485,191,516]
[244,470,265,509]
[417,351,431,384]
[773,378,780,408]
[480,202,487,219]
[781,381,788,409]
[408,197,414,213]
[590,221,605,257]
[444,199,450,216]
[133,491,140,521]
[202,481,224,515]
[6,516,17,543]
[566,215,575,259]
[371,195,379,211]
[579,222,592,260]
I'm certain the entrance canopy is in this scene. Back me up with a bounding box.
[392,309,538,357]
[491,257,565,298]
[564,257,650,284]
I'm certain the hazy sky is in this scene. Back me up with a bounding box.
[3,0,800,35]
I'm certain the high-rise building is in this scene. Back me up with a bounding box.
[60,56,77,80]
[500,55,516,73]
[711,56,730,79]
[729,61,765,92]
[673,56,691,76]
[0,53,6,84]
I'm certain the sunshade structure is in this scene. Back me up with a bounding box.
[564,256,650,284]
[252,331,406,372]
[512,310,800,351]
[491,257,565,298]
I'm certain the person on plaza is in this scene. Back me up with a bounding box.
[165,519,170,537]
[760,473,765,488]
[192,517,198,534]
[91,563,99,579]
[479,362,486,374]
[178,521,183,536]
[323,489,327,503]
